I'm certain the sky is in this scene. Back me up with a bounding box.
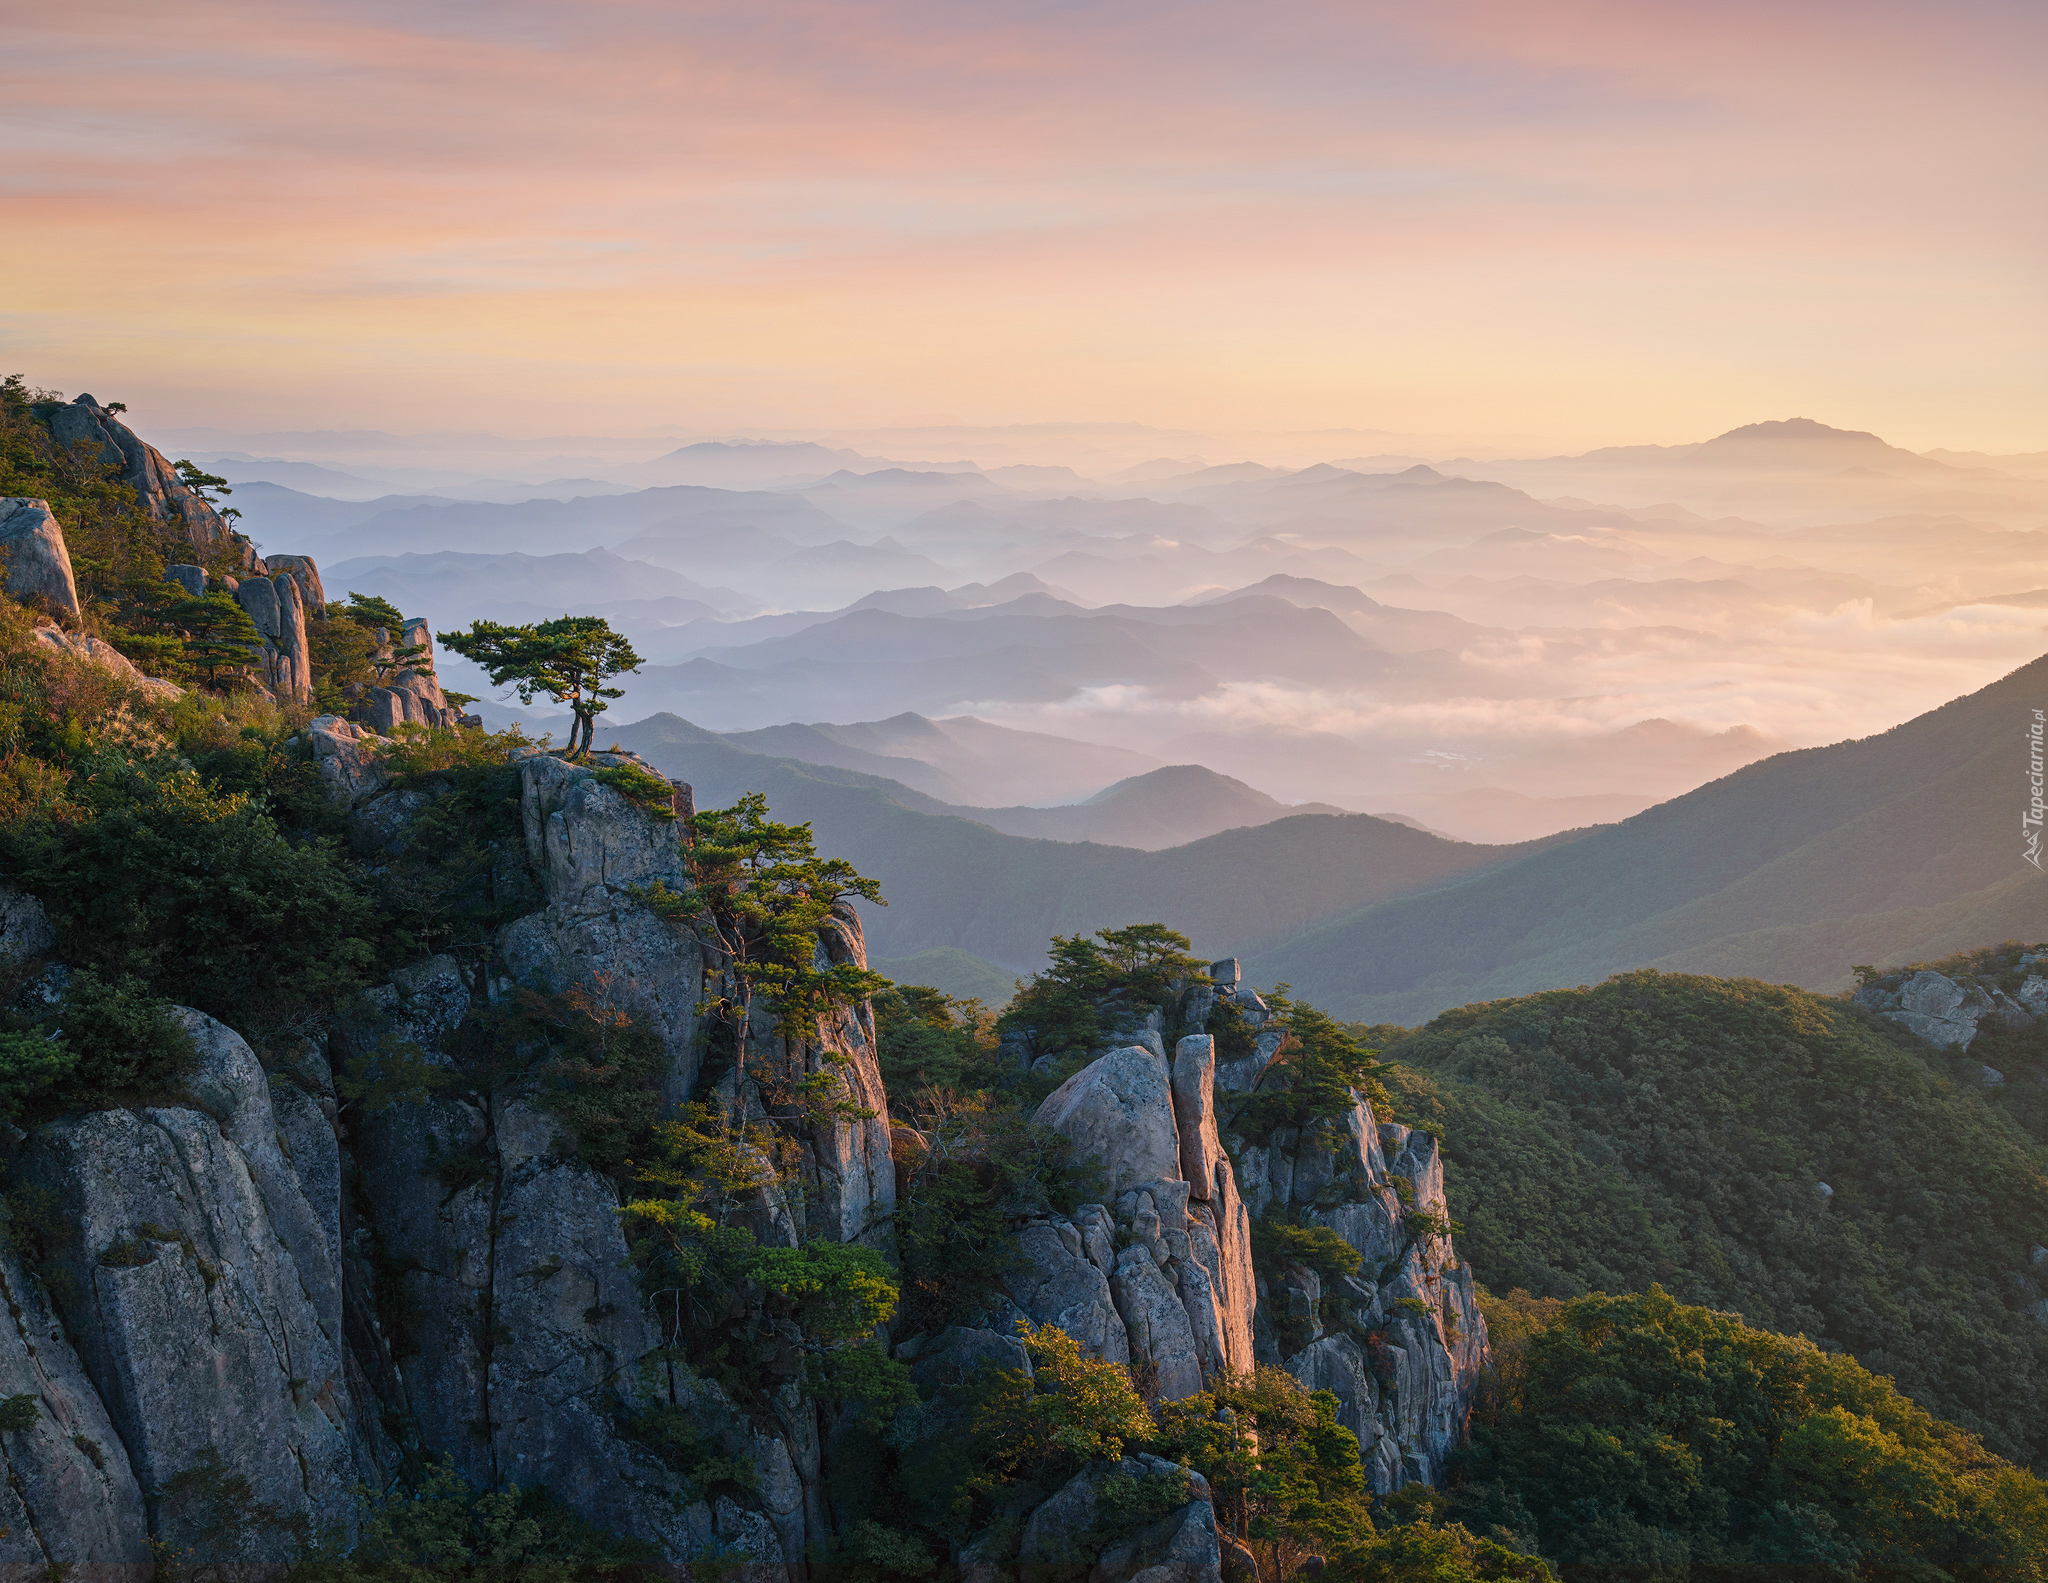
[3,0,2043,453]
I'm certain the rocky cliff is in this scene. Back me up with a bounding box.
[0,727,1488,1575]
[992,968,1487,1494]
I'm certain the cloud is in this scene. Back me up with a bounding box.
[3,0,2042,446]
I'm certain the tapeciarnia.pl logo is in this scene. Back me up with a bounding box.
[2028,709,2046,872]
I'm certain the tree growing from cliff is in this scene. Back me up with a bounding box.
[641,791,887,1104]
[997,921,1209,1062]
[437,614,640,757]
[1153,1366,1373,1578]
[172,458,240,524]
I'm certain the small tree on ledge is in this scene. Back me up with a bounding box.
[437,614,642,758]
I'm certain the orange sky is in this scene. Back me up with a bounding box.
[3,0,2043,452]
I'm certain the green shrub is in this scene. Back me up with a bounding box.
[893,1097,1089,1331]
[285,1455,651,1579]
[829,1517,938,1581]
[1251,1217,1364,1286]
[998,923,1207,1060]
[1224,994,1390,1144]
[875,983,999,1106]
[587,761,677,818]
[4,765,377,1042]
[0,1393,38,1431]
[0,970,194,1125]
[53,967,195,1095]
[0,1028,77,1125]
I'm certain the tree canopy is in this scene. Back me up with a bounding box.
[437,614,641,756]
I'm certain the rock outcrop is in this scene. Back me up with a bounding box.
[162,562,318,702]
[1009,961,1488,1491]
[498,749,707,1102]
[0,499,81,617]
[46,395,259,570]
[358,617,471,731]
[1854,957,2048,1050]
[1008,1455,1222,1583]
[305,714,393,806]
[265,553,327,615]
[232,567,314,699]
[0,724,1486,1570]
[19,1010,358,1559]
[28,623,184,700]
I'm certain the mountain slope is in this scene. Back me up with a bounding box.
[1248,652,2048,1021]
[609,713,1564,968]
[1380,971,2048,1465]
[959,764,1343,850]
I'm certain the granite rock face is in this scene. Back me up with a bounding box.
[0,1243,150,1565]
[161,561,316,700]
[234,570,314,699]
[0,729,1490,1569]
[1015,961,1488,1491]
[1035,1042,1185,1194]
[343,959,711,1551]
[48,395,259,569]
[1005,1455,1221,1583]
[498,749,707,1103]
[265,552,327,614]
[19,1011,358,1559]
[0,499,81,616]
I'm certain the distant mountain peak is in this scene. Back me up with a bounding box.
[1706,417,1883,446]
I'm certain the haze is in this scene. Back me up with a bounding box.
[5,0,2044,851]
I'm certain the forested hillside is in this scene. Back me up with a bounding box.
[1378,971,2048,1465]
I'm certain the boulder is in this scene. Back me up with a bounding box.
[265,553,326,614]
[1035,1044,1184,1196]
[0,499,80,616]
[305,715,392,806]
[0,884,52,967]
[163,563,207,599]
[1855,969,2000,1049]
[1018,1456,1221,1583]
